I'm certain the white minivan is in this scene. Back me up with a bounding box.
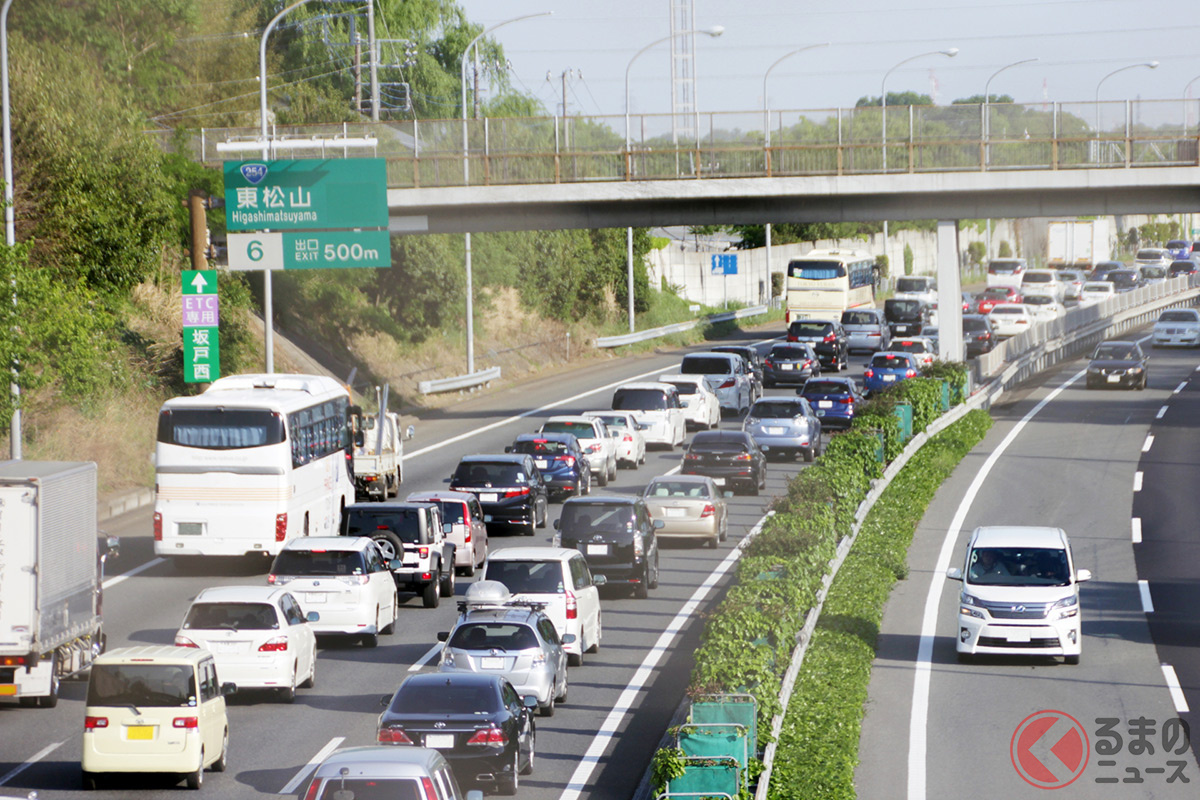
[611,382,687,449]
[481,547,605,666]
[947,526,1091,664]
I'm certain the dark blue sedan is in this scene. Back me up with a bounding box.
[798,377,865,431]
[506,433,592,501]
[863,352,920,395]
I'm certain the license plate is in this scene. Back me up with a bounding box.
[712,477,725,486]
[665,508,686,518]
[781,363,794,370]
[895,325,909,333]
[884,375,896,382]
[178,523,203,536]
[305,593,326,604]
[766,427,785,435]
[480,656,505,670]
[425,734,455,749]
[534,459,548,469]
[818,401,833,408]
[586,544,608,556]
[479,493,498,502]
[1005,629,1032,643]
[213,641,243,654]
[127,726,154,740]
[0,685,15,696]
[1107,375,1120,383]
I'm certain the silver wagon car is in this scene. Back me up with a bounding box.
[841,308,892,353]
[743,396,823,462]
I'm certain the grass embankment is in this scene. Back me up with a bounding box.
[766,409,992,799]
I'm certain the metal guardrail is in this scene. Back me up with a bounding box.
[595,305,769,349]
[417,366,501,395]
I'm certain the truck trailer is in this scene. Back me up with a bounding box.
[1047,219,1113,269]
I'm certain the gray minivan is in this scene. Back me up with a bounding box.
[841,308,891,353]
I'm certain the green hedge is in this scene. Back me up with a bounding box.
[766,410,992,799]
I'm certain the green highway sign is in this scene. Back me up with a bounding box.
[183,326,220,383]
[181,269,218,295]
[227,231,391,270]
[223,159,388,231]
[181,270,220,383]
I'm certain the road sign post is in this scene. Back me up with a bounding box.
[181,270,220,384]
[711,254,738,309]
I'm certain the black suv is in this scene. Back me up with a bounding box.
[786,319,849,372]
[553,496,661,598]
[449,454,549,536]
[883,298,932,337]
[682,430,767,496]
[962,314,996,357]
[710,345,765,401]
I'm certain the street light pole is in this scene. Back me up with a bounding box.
[2,0,17,458]
[982,57,1036,263]
[1094,61,1158,135]
[459,12,551,374]
[880,47,957,270]
[625,25,724,333]
[1183,74,1200,131]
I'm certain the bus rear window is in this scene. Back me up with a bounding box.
[157,409,285,449]
[787,261,844,280]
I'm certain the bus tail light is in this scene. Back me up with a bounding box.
[153,512,163,542]
[275,513,288,542]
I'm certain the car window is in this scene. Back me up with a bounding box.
[789,322,833,336]
[689,439,751,454]
[88,663,198,708]
[343,507,425,543]
[485,560,566,594]
[450,623,539,651]
[183,602,279,631]
[841,311,879,325]
[750,400,805,419]
[199,659,218,703]
[769,345,810,359]
[680,356,734,375]
[315,779,421,800]
[500,680,520,709]
[272,549,367,576]
[391,680,501,714]
[469,499,484,521]
[613,389,667,410]
[560,503,636,533]
[541,420,595,439]
[570,556,591,590]
[646,479,712,499]
[895,277,932,293]
[802,380,851,395]
[665,380,699,395]
[282,595,306,625]
[537,618,560,645]
[514,438,571,456]
[452,462,526,487]
[870,354,912,368]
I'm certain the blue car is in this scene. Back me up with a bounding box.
[863,351,920,395]
[1165,239,1191,260]
[506,432,592,501]
[797,377,865,431]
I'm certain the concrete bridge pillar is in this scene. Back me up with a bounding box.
[937,220,965,363]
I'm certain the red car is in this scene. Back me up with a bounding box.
[974,286,1023,314]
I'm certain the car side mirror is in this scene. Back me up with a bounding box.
[405,425,415,440]
[1076,569,1093,583]
[946,567,963,581]
[561,633,577,644]
[436,631,449,642]
[105,536,120,558]
[522,695,539,709]
[221,682,238,697]
[553,519,560,530]
[504,446,513,453]
[380,694,392,708]
[354,431,365,447]
[306,611,320,622]
[653,519,665,529]
[593,575,607,587]
[388,559,403,570]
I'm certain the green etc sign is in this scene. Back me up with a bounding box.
[223,159,392,271]
[182,270,220,383]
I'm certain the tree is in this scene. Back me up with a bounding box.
[998,241,1013,258]
[903,244,914,276]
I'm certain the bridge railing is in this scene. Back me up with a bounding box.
[162,98,1200,188]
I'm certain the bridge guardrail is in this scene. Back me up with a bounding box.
[417,366,501,396]
[595,305,769,349]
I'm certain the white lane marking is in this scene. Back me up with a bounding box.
[558,512,771,800]
[1142,435,1155,453]
[1134,471,1144,492]
[279,736,346,795]
[1174,381,1187,394]
[665,464,682,476]
[404,335,782,462]
[408,642,442,672]
[102,557,167,590]
[1132,517,1142,544]
[1162,664,1190,713]
[908,368,1085,800]
[0,740,64,786]
[1138,580,1154,613]
[1157,406,1168,419]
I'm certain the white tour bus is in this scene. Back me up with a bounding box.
[785,249,876,324]
[154,374,356,562]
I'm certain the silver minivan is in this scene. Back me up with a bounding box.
[678,352,753,416]
[304,746,483,800]
[841,308,891,353]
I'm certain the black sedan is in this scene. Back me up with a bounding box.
[1085,341,1148,390]
[681,430,767,496]
[377,672,536,796]
[505,433,591,501]
[450,454,549,536]
[762,342,820,387]
[786,319,849,372]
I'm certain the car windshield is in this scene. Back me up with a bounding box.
[514,439,570,456]
[664,380,699,395]
[449,622,540,652]
[646,479,711,499]
[1023,273,1053,283]
[316,779,421,800]
[841,311,879,325]
[390,680,500,714]
[803,381,851,395]
[343,508,424,543]
[182,602,279,630]
[1024,296,1054,306]
[559,503,635,533]
[1093,345,1137,360]
[272,550,366,576]
[484,560,566,594]
[1159,311,1198,323]
[895,278,930,293]
[870,354,911,368]
[1142,267,1166,279]
[769,345,809,360]
[988,261,1023,273]
[88,664,197,708]
[613,389,667,411]
[681,357,733,375]
[453,462,526,487]
[893,341,929,352]
[750,401,803,419]
[967,546,1071,586]
[541,421,595,439]
[789,322,832,337]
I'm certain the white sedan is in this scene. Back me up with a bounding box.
[1078,281,1116,306]
[1152,308,1200,347]
[582,410,647,468]
[658,374,721,430]
[987,303,1035,338]
[1022,294,1064,324]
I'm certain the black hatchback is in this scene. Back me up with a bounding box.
[506,433,591,501]
[883,298,932,337]
[962,314,996,357]
[682,430,767,496]
[377,672,536,795]
[554,496,661,598]
[762,342,820,387]
[786,319,849,372]
[450,455,549,536]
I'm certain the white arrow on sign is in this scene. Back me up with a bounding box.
[190,273,208,291]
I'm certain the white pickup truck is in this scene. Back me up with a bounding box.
[353,410,413,501]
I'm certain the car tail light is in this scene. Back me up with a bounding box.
[804,360,813,368]
[173,717,199,729]
[764,358,776,367]
[378,727,414,745]
[258,636,288,652]
[275,513,288,542]
[718,378,735,389]
[864,369,874,378]
[304,779,322,800]
[174,635,199,648]
[419,777,438,800]
[622,435,633,443]
[566,590,578,619]
[685,452,700,460]
[364,475,377,483]
[838,396,853,404]
[503,487,530,498]
[84,716,108,730]
[824,333,836,343]
[153,512,162,542]
[734,452,752,461]
[340,575,370,586]
[555,455,577,467]
[700,503,715,518]
[786,334,798,342]
[906,369,916,378]
[418,547,430,558]
[587,443,602,453]
[467,725,508,745]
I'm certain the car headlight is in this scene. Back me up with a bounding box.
[1087,366,1100,373]
[440,649,456,668]
[1051,594,1079,619]
[745,417,758,427]
[1128,367,1143,374]
[960,593,985,619]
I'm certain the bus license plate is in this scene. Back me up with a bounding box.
[178,523,203,536]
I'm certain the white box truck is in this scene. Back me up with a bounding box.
[0,461,118,707]
[1047,219,1112,268]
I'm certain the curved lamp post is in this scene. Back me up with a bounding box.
[1094,61,1158,135]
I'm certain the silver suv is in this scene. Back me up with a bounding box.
[342,502,455,609]
[841,308,891,353]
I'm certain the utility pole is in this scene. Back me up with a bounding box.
[366,0,378,121]
[352,23,362,114]
[188,191,209,271]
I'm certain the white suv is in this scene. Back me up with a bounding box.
[480,547,605,667]
[538,415,618,486]
[947,526,1091,664]
[267,537,398,647]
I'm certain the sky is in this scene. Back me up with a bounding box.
[456,0,1200,121]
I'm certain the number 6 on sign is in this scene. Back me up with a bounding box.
[228,232,285,271]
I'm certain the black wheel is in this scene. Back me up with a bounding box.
[82,771,99,791]
[956,651,973,664]
[539,693,555,717]
[588,616,601,653]
[211,729,228,772]
[278,669,297,702]
[498,750,520,795]
[537,502,548,529]
[748,473,761,496]
[634,579,649,599]
[568,650,583,667]
[608,460,617,482]
[440,563,455,597]
[706,535,718,549]
[369,529,405,563]
[37,657,59,708]
[1085,377,1096,389]
[1138,375,1147,390]
[1065,654,1080,665]
[555,671,568,703]
[804,446,815,463]
[458,558,475,578]
[648,553,659,589]
[381,598,397,635]
[521,730,535,775]
[300,657,316,688]
[422,581,439,609]
[719,522,728,543]
[185,752,204,790]
[597,467,608,487]
[763,379,774,389]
